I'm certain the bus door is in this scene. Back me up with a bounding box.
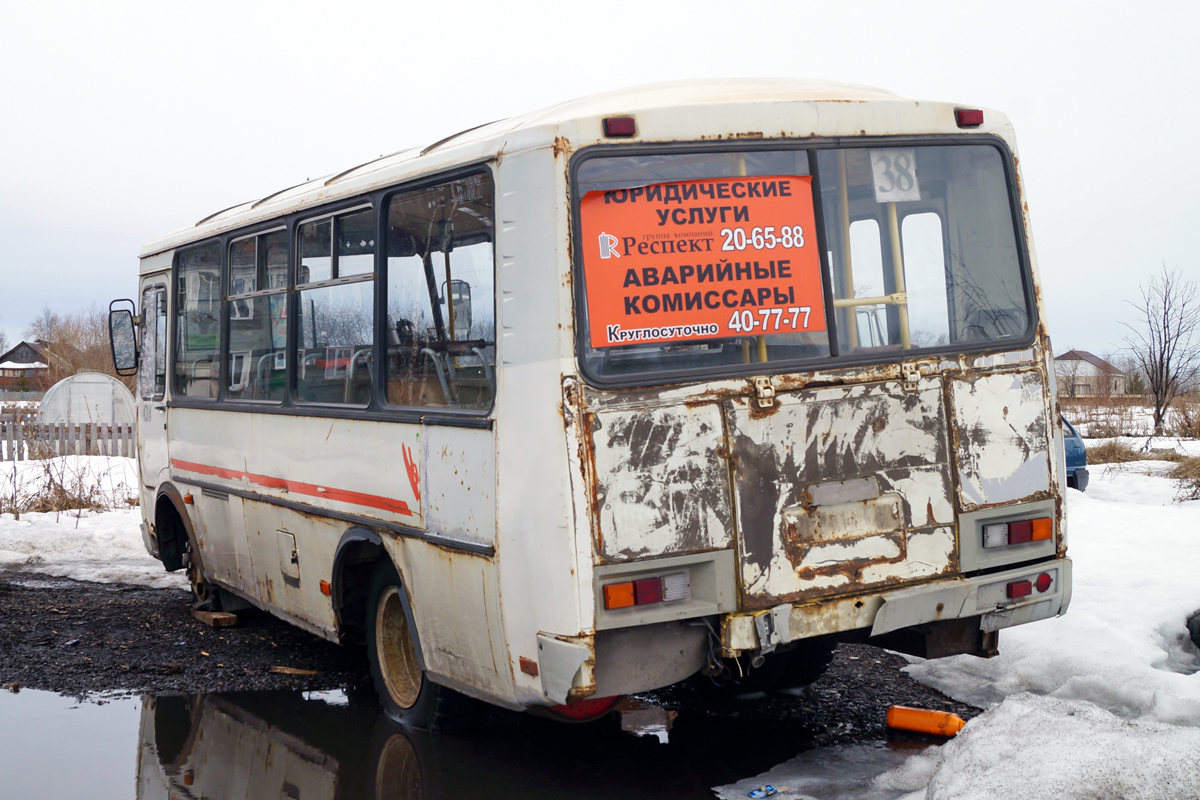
[384,174,497,550]
[137,277,170,493]
[728,374,957,609]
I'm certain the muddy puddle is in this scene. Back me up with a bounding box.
[0,686,937,799]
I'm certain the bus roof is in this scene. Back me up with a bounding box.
[140,78,1011,261]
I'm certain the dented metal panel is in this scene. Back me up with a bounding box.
[950,370,1051,509]
[588,403,732,562]
[729,377,956,609]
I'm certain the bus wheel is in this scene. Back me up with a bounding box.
[184,542,218,610]
[366,559,477,732]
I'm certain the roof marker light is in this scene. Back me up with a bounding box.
[956,108,984,128]
[603,116,637,138]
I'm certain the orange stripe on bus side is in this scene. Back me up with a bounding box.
[170,458,413,516]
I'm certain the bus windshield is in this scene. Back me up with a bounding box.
[574,143,1030,382]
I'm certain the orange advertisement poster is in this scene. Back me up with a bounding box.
[580,175,825,348]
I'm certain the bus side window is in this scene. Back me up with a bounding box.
[384,173,495,411]
[139,285,166,400]
[295,210,376,406]
[174,243,222,399]
[226,230,288,401]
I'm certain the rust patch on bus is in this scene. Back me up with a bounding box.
[553,136,571,158]
[588,403,732,562]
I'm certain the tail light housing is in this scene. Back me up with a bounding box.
[982,517,1053,548]
[602,572,690,610]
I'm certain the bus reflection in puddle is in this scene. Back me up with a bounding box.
[138,690,811,800]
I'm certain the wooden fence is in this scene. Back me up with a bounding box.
[0,422,136,461]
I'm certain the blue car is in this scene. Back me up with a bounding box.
[1062,415,1089,491]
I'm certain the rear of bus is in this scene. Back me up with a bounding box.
[560,86,1071,700]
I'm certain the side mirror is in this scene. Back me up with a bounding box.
[109,298,139,376]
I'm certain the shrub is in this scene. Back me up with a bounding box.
[1170,457,1200,502]
[1086,440,1144,464]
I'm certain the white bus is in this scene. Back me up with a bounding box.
[110,79,1072,730]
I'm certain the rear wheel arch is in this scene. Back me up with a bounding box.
[366,557,476,731]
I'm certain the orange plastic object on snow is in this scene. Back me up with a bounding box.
[886,705,966,737]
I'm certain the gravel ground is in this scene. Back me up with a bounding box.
[0,572,371,696]
[0,570,980,744]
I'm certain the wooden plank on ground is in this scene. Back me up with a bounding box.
[269,666,320,676]
[191,609,238,628]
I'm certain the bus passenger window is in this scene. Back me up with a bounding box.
[384,172,494,411]
[847,219,889,348]
[226,230,287,401]
[174,243,221,399]
[901,212,950,347]
[296,211,376,405]
[817,145,1028,354]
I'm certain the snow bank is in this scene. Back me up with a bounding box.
[0,507,187,590]
[0,456,186,590]
[717,468,1200,799]
[906,474,1200,726]
[874,694,1200,800]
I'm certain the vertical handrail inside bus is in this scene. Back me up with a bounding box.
[837,151,859,351]
[886,201,911,350]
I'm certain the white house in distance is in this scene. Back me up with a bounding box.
[1054,349,1127,397]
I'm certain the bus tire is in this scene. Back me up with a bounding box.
[366,559,477,732]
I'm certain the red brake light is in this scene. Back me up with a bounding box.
[1007,580,1033,599]
[633,577,663,605]
[1008,520,1033,544]
[1035,573,1053,593]
[603,116,636,138]
[956,108,984,128]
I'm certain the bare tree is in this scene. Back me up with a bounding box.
[0,319,9,355]
[23,304,136,391]
[1121,266,1200,435]
[1055,349,1084,398]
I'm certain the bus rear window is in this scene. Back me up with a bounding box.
[574,143,1030,382]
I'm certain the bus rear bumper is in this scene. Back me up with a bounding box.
[721,557,1073,654]
[871,557,1072,637]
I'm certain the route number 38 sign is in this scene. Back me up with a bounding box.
[870,148,921,203]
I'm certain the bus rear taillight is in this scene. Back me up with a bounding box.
[602,572,690,610]
[982,517,1053,548]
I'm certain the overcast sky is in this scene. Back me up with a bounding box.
[1,0,1196,358]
